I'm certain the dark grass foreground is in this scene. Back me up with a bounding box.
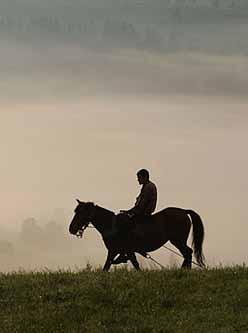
[1,266,248,333]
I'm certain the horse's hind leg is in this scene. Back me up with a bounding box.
[129,253,141,271]
[170,240,193,269]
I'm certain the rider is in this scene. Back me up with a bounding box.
[125,168,157,221]
[112,169,157,264]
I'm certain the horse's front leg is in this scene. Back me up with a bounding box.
[129,253,141,271]
[103,250,116,271]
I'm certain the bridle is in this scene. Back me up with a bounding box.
[76,222,90,238]
[76,205,96,238]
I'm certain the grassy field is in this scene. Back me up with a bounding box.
[1,266,248,333]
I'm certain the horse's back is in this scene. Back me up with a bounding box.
[156,207,187,216]
[152,207,191,238]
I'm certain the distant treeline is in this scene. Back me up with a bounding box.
[1,0,248,12]
[1,13,248,54]
[0,217,68,257]
[1,0,248,54]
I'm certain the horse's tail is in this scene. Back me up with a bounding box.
[186,210,205,267]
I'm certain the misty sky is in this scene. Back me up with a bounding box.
[1,0,248,270]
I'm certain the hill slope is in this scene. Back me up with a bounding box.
[1,267,248,332]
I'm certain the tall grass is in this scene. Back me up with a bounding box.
[1,266,248,332]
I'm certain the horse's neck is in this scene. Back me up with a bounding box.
[92,206,115,234]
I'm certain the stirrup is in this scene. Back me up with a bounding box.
[113,254,128,264]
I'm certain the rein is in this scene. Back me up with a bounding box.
[76,206,97,238]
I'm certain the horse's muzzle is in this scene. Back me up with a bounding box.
[76,229,84,238]
[69,224,78,235]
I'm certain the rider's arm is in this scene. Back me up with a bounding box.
[129,186,150,215]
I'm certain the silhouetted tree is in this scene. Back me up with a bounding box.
[20,217,42,244]
[0,240,14,256]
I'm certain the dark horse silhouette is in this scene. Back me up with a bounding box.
[69,200,205,271]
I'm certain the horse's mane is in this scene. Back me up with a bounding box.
[93,203,115,216]
[89,202,172,218]
[92,203,169,217]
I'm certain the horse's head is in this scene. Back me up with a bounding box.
[69,200,95,237]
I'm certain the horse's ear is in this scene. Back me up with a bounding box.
[76,199,82,204]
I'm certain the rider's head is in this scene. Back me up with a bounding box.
[137,169,149,185]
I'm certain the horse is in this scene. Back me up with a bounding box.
[69,200,205,271]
